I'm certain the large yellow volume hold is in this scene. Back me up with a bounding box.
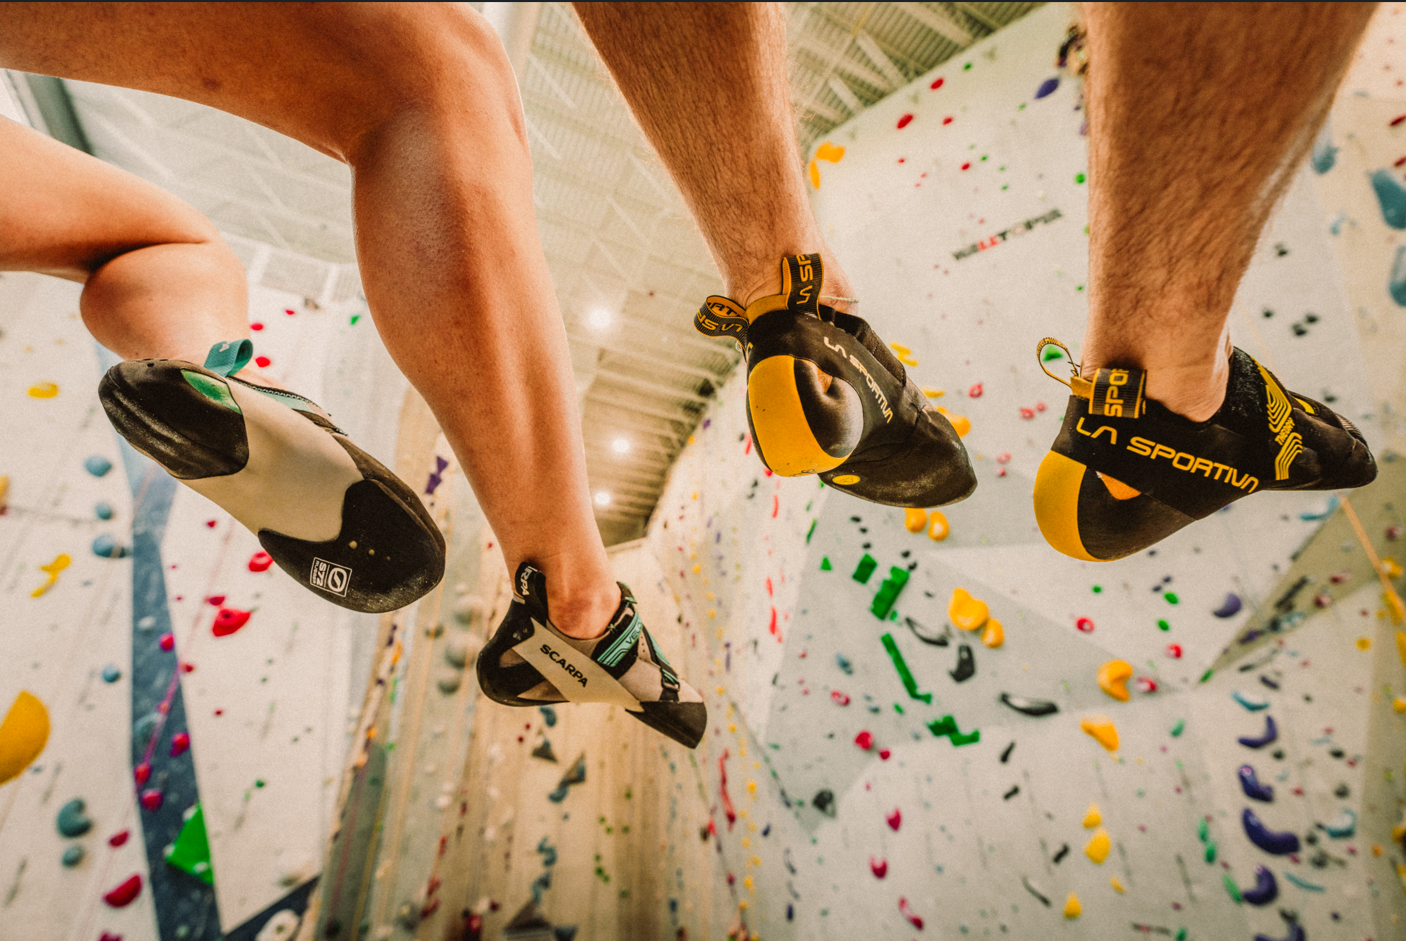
[1097,660,1134,702]
[1080,715,1119,752]
[0,691,51,784]
[1085,828,1111,864]
[949,588,989,631]
[1063,893,1081,919]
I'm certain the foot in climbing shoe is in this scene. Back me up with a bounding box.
[99,340,445,612]
[694,253,975,508]
[476,562,707,749]
[1032,338,1377,561]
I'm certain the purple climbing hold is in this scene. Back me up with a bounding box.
[1212,593,1242,618]
[1242,807,1300,855]
[1034,77,1059,99]
[1253,912,1304,941]
[1240,865,1278,906]
[1238,714,1277,749]
[1238,765,1274,802]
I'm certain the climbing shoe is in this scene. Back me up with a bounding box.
[477,562,706,749]
[99,340,445,612]
[1032,339,1376,561]
[694,253,975,508]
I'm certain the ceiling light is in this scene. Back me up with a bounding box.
[612,437,631,454]
[594,491,612,506]
[588,308,613,330]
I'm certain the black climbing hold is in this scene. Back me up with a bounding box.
[812,789,836,817]
[999,693,1058,716]
[949,643,975,683]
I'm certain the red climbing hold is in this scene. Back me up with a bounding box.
[1075,617,1095,633]
[831,690,851,706]
[285,308,296,316]
[1392,113,1406,127]
[968,383,983,398]
[108,829,129,847]
[854,730,875,751]
[772,494,779,518]
[103,874,142,908]
[942,116,953,125]
[133,762,151,786]
[250,322,264,331]
[1135,677,1158,693]
[140,789,163,812]
[870,856,888,878]
[930,77,945,90]
[254,356,272,368]
[897,114,914,129]
[1020,407,1035,419]
[100,933,122,941]
[1166,643,1183,659]
[899,897,924,929]
[878,748,891,760]
[886,809,902,831]
[207,595,225,606]
[961,162,971,171]
[170,732,191,757]
[159,633,174,651]
[248,551,273,572]
[204,519,217,528]
[212,608,252,637]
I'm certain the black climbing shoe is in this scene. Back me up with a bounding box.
[694,253,975,508]
[477,562,706,749]
[99,340,445,612]
[1033,339,1376,561]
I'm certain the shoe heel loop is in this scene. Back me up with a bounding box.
[1036,338,1145,418]
[695,296,749,350]
[780,253,823,317]
[203,339,254,378]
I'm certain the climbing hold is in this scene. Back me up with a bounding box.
[812,789,836,817]
[1238,714,1278,749]
[1074,616,1095,633]
[0,690,50,784]
[103,874,143,907]
[141,789,163,812]
[255,910,302,941]
[92,534,128,559]
[999,693,1057,716]
[1253,912,1306,941]
[830,690,850,705]
[1166,643,1183,658]
[871,567,910,619]
[898,897,923,929]
[1084,828,1110,864]
[928,511,949,541]
[27,382,58,398]
[1322,808,1356,838]
[1062,892,1081,919]
[1082,804,1102,829]
[1280,871,1325,894]
[436,670,462,694]
[57,799,94,837]
[881,633,932,702]
[886,808,901,831]
[170,731,190,757]
[1110,877,1125,894]
[95,502,114,520]
[1135,677,1158,694]
[949,643,975,683]
[158,633,174,652]
[31,553,71,597]
[949,588,989,630]
[212,608,251,637]
[904,508,928,533]
[935,406,970,437]
[85,455,113,477]
[164,803,214,885]
[1034,76,1059,99]
[852,554,877,583]
[980,618,1004,648]
[1240,865,1278,906]
[62,845,84,868]
[1238,765,1274,802]
[101,664,121,683]
[1212,593,1243,618]
[248,551,274,573]
[836,652,855,673]
[531,738,557,762]
[854,730,875,751]
[1310,121,1337,173]
[1242,807,1300,855]
[1392,246,1406,307]
[1080,715,1119,752]
[1096,660,1133,701]
[445,639,471,669]
[870,856,887,878]
[927,714,980,746]
[905,616,949,646]
[815,142,845,163]
[1371,169,1406,229]
[1233,690,1269,711]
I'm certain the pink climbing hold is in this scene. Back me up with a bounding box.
[103,874,142,908]
[897,114,914,129]
[134,762,151,786]
[248,551,273,573]
[854,730,875,751]
[1020,407,1035,419]
[878,748,891,760]
[100,933,122,941]
[886,809,902,831]
[1167,643,1183,659]
[212,608,251,637]
[140,789,163,812]
[831,690,851,706]
[899,897,924,929]
[159,633,174,651]
[1075,617,1095,633]
[170,732,190,757]
[968,383,983,398]
[207,595,225,606]
[108,829,129,847]
[870,856,888,878]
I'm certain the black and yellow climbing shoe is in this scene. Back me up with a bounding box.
[1033,339,1376,561]
[694,253,975,508]
[477,562,706,749]
[99,340,445,612]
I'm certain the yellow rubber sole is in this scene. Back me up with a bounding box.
[1033,451,1101,562]
[747,355,850,476]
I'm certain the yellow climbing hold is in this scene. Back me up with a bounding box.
[1082,803,1102,828]
[0,690,51,784]
[1397,630,1406,666]
[1393,696,1406,714]
[27,382,58,398]
[949,588,989,631]
[1387,592,1405,624]
[922,387,945,398]
[1081,715,1119,752]
[31,554,71,598]
[815,142,846,163]
[1383,557,1403,579]
[905,508,928,533]
[1063,892,1081,919]
[808,159,821,189]
[1096,660,1134,702]
[936,406,971,437]
[1110,877,1125,894]
[889,344,918,367]
[928,511,950,541]
[981,618,1004,649]
[1084,827,1111,864]
[1358,637,1372,650]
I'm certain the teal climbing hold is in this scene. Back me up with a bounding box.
[1371,169,1406,229]
[1391,245,1406,306]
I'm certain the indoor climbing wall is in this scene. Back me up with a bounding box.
[642,4,1406,940]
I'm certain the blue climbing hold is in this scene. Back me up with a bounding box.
[1034,77,1059,99]
[101,664,122,684]
[1242,807,1299,855]
[1310,122,1336,174]
[835,653,854,675]
[1240,865,1277,906]
[1253,915,1305,941]
[1232,690,1269,711]
[1238,714,1277,749]
[92,534,128,559]
[1212,593,1242,618]
[1238,764,1273,802]
[1391,245,1406,307]
[1322,807,1356,839]
[95,502,114,521]
[1370,169,1406,229]
[84,455,112,477]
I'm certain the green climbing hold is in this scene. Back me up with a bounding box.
[1091,584,1101,593]
[881,633,932,704]
[1204,841,1217,864]
[165,803,214,886]
[806,519,817,544]
[1199,668,1214,684]
[1157,619,1170,631]
[1171,719,1185,737]
[1164,592,1179,605]
[852,554,877,583]
[1075,172,1086,184]
[871,566,910,619]
[820,557,833,571]
[1223,873,1242,903]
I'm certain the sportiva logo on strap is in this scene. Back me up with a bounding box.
[1091,368,1145,419]
[695,296,749,348]
[1258,363,1302,481]
[783,253,822,317]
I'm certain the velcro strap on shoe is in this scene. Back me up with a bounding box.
[695,296,749,348]
[204,339,254,377]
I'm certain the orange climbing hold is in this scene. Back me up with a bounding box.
[808,160,821,189]
[905,508,928,533]
[0,690,51,784]
[927,511,950,541]
[1080,715,1119,752]
[936,406,971,437]
[815,142,846,163]
[980,618,1004,649]
[1097,660,1134,702]
[948,588,989,631]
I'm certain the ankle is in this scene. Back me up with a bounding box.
[726,249,857,315]
[1082,352,1230,423]
[529,557,619,640]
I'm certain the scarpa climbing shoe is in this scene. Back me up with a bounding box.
[99,340,445,612]
[1032,338,1376,561]
[694,253,975,507]
[477,562,706,749]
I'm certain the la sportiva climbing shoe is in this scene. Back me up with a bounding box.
[1032,338,1376,561]
[99,339,445,612]
[694,253,975,507]
[477,562,706,749]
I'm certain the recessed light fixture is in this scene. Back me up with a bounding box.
[588,308,613,330]
[594,491,612,506]
[612,437,630,454]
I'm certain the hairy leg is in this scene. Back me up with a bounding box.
[1081,2,1375,422]
[574,2,854,313]
[0,3,616,636]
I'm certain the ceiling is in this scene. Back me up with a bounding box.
[14,1,1041,544]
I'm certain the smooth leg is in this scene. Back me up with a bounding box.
[0,3,616,636]
[1080,2,1375,422]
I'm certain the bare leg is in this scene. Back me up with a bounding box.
[574,2,854,313]
[1081,2,1375,422]
[0,3,616,637]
